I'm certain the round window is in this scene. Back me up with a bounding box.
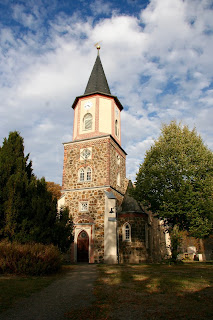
[80,231,87,238]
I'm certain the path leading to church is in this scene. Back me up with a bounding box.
[1,264,97,320]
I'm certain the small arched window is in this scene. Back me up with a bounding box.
[79,168,84,182]
[83,113,92,130]
[123,223,131,242]
[115,119,118,136]
[78,167,92,182]
[86,167,92,181]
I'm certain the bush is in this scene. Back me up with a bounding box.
[0,241,62,275]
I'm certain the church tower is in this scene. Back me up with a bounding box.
[61,46,127,263]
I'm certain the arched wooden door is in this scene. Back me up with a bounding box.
[77,230,89,262]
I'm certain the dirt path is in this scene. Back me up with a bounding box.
[1,264,97,320]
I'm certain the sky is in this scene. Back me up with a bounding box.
[0,0,213,184]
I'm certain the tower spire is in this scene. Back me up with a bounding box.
[84,45,111,95]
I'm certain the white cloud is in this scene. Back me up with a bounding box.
[0,0,212,184]
[12,4,38,29]
[90,0,113,16]
[126,138,155,181]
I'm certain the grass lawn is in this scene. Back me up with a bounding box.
[67,263,213,320]
[1,263,213,319]
[0,265,74,313]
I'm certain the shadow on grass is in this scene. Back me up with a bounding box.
[66,263,213,320]
[0,265,76,313]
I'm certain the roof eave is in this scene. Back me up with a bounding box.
[71,92,123,110]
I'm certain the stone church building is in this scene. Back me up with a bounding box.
[59,47,212,263]
[58,46,170,263]
[58,46,213,263]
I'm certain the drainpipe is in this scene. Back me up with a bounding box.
[116,209,119,264]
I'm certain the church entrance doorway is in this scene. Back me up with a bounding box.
[77,230,89,262]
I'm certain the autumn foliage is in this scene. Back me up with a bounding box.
[0,241,61,275]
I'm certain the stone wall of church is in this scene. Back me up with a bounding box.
[65,187,125,263]
[65,188,105,262]
[62,137,109,190]
[118,213,149,263]
[62,135,126,193]
[62,135,127,263]
[109,139,126,195]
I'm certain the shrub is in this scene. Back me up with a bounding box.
[0,241,61,275]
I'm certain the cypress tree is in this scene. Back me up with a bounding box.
[0,132,33,240]
[0,131,72,251]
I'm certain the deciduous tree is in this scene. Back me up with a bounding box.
[133,122,213,258]
[46,181,62,200]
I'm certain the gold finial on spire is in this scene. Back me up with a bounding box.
[94,41,102,55]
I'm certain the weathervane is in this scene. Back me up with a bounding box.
[94,41,102,55]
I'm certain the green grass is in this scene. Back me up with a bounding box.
[0,265,74,313]
[67,263,213,320]
[1,263,213,319]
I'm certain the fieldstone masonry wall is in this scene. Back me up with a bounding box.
[63,138,109,190]
[65,188,105,262]
[62,135,126,263]
[109,139,126,194]
[62,135,126,192]
[118,213,149,263]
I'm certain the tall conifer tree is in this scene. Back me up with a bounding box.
[0,132,32,239]
[0,131,72,251]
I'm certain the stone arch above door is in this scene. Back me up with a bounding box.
[74,214,94,224]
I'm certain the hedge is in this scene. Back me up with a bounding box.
[0,241,62,275]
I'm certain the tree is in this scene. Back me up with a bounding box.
[133,122,213,258]
[53,207,73,252]
[0,131,72,251]
[0,131,33,240]
[46,181,62,200]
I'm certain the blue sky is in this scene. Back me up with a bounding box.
[0,0,213,184]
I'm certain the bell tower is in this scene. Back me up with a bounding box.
[72,47,122,144]
[61,46,127,263]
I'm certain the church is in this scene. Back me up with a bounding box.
[58,46,171,264]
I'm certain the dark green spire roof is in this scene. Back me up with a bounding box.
[84,54,111,95]
[71,50,123,110]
